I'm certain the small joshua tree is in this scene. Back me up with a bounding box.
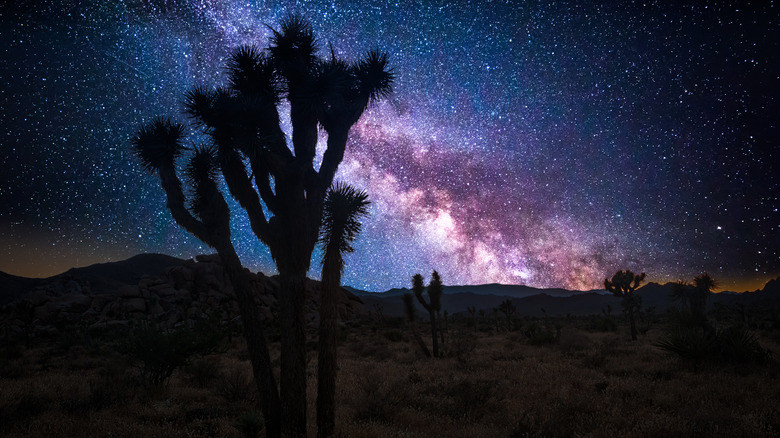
[691,273,716,327]
[671,273,717,330]
[498,299,516,331]
[604,270,646,341]
[402,292,431,358]
[412,271,443,357]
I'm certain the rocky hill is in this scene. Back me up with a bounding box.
[0,254,365,336]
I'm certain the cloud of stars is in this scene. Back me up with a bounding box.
[1,1,777,291]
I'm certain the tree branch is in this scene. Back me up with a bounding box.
[219,149,271,242]
[158,165,211,245]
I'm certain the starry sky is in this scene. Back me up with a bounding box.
[1,1,778,292]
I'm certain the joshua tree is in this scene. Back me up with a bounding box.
[498,299,516,331]
[604,270,646,341]
[671,273,716,329]
[317,183,369,438]
[413,271,443,357]
[691,273,716,325]
[131,15,393,437]
[402,292,431,358]
[467,306,477,332]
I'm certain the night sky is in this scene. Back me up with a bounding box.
[1,1,777,292]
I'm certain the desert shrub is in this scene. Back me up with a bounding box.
[1,341,24,360]
[0,358,26,379]
[587,315,617,332]
[523,321,558,345]
[218,364,256,403]
[558,327,590,354]
[234,411,264,438]
[119,322,223,386]
[717,325,773,365]
[445,379,504,421]
[184,356,220,387]
[382,329,406,342]
[351,338,394,360]
[1,391,54,430]
[657,324,773,369]
[62,357,134,412]
[656,326,718,366]
[352,369,403,422]
[443,329,477,359]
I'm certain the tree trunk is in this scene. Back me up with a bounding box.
[217,246,282,438]
[317,258,339,438]
[429,310,438,358]
[410,324,431,358]
[438,311,445,346]
[628,307,637,341]
[279,272,308,437]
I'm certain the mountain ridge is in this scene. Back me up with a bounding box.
[2,254,778,315]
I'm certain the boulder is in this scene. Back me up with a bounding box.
[117,285,141,298]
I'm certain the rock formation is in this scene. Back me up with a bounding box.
[0,254,365,338]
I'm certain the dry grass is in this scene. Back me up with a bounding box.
[1,319,779,437]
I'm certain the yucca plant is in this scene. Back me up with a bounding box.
[317,183,369,438]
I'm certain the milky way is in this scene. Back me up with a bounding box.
[1,1,777,291]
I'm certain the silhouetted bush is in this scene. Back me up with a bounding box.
[717,325,773,365]
[523,321,558,345]
[587,315,617,332]
[218,364,257,403]
[656,324,772,369]
[119,322,223,386]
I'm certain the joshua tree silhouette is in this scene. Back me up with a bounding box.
[498,299,516,331]
[317,183,369,438]
[131,15,393,437]
[604,270,646,341]
[402,292,431,358]
[413,271,443,357]
[671,273,717,329]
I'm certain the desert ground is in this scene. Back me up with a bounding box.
[1,311,779,438]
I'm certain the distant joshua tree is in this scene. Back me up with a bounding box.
[671,273,717,329]
[412,271,443,357]
[317,183,369,438]
[131,15,393,437]
[498,299,516,331]
[402,292,431,358]
[467,306,477,332]
[604,270,646,341]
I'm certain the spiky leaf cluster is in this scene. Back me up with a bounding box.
[355,49,394,103]
[428,270,443,311]
[269,14,317,82]
[319,182,370,262]
[412,271,443,312]
[130,117,186,172]
[184,146,220,218]
[228,45,280,101]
